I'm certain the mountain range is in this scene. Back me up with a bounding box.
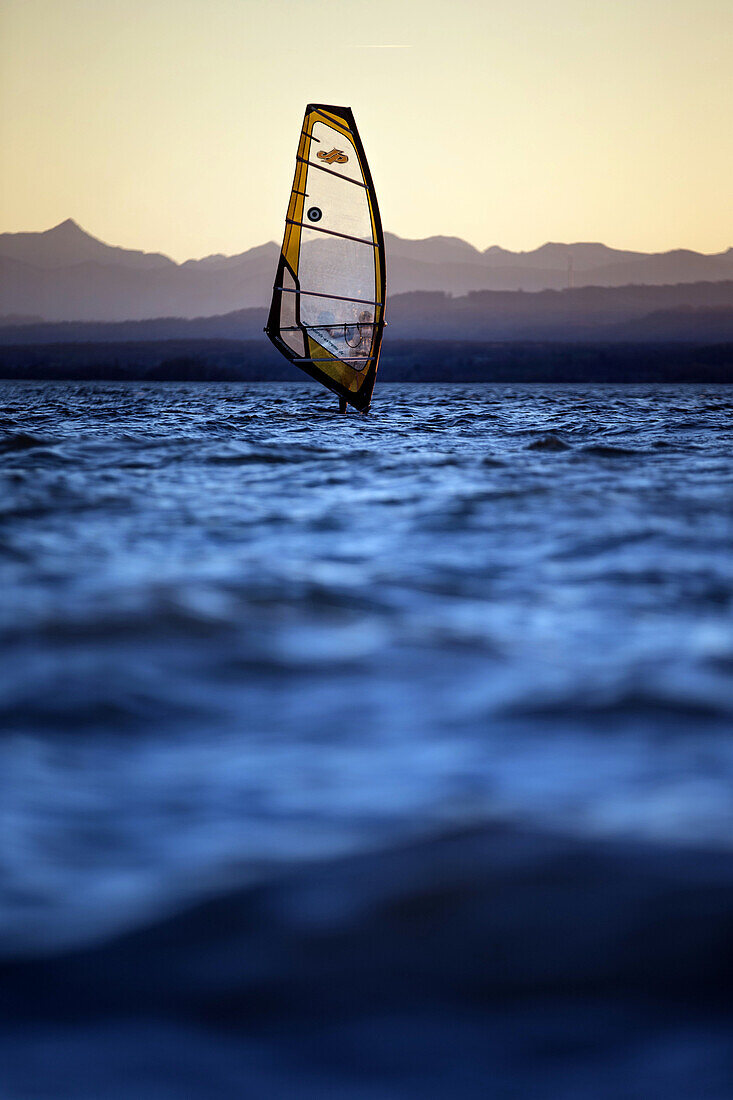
[3,279,733,350]
[2,219,733,323]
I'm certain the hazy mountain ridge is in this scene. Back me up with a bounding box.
[2,221,733,322]
[0,218,174,271]
[3,281,733,346]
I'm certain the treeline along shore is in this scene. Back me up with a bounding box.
[1,338,732,384]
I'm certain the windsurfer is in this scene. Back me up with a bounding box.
[265,104,384,413]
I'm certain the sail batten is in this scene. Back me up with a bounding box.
[284,218,378,248]
[294,156,369,187]
[275,288,382,307]
[265,104,386,411]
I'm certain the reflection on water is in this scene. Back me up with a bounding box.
[1,381,733,1097]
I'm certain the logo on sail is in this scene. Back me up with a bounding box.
[317,149,349,165]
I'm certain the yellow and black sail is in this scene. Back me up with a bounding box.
[265,104,386,412]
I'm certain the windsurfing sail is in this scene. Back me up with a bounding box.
[265,103,386,412]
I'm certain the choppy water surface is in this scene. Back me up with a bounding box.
[1,380,732,948]
[2,381,733,1097]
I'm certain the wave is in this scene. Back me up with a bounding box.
[526,433,570,451]
[2,825,732,1096]
[205,450,298,466]
[579,443,643,457]
[502,684,731,721]
[0,431,54,452]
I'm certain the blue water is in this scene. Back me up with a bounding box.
[2,381,733,1097]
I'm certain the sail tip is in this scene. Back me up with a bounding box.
[306,102,353,122]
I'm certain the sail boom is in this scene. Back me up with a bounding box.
[291,356,377,364]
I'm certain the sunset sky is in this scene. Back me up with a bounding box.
[1,0,732,261]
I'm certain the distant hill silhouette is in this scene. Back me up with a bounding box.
[386,283,733,342]
[2,220,733,322]
[3,281,733,346]
[0,219,173,270]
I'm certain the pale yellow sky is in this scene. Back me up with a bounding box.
[1,0,732,261]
